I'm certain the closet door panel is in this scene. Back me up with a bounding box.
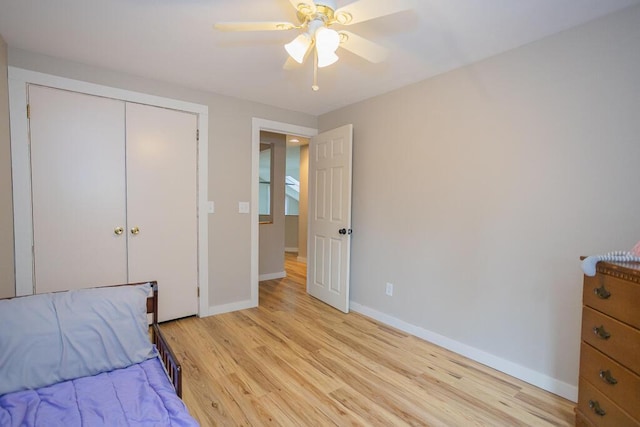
[29,86,128,293]
[125,103,198,321]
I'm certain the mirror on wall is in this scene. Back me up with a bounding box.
[259,142,274,223]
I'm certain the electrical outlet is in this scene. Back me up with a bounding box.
[385,282,393,296]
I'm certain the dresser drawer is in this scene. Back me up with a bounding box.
[575,412,597,427]
[577,377,639,427]
[580,343,640,420]
[584,274,640,329]
[581,307,640,374]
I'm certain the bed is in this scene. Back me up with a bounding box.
[0,281,198,427]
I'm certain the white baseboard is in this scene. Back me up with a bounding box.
[201,299,256,317]
[259,271,286,281]
[349,302,578,402]
[285,247,298,253]
[296,256,307,263]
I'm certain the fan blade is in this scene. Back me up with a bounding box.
[335,0,412,25]
[289,0,316,15]
[214,21,296,32]
[338,31,388,63]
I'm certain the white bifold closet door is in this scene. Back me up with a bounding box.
[30,86,128,290]
[29,85,198,321]
[125,102,198,321]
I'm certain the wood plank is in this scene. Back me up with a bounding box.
[160,253,576,426]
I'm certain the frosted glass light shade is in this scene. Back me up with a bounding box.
[315,27,340,53]
[315,26,340,67]
[285,34,312,64]
[317,50,338,68]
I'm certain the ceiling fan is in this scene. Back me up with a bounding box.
[214,0,412,91]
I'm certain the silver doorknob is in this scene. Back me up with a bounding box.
[130,226,140,235]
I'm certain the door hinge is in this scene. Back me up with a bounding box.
[196,129,199,141]
[197,287,200,297]
[26,104,30,119]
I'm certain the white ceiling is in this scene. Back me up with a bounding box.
[1,0,638,116]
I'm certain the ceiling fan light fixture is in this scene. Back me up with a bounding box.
[215,0,410,92]
[285,33,312,64]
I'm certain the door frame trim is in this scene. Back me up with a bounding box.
[251,118,317,306]
[8,67,210,317]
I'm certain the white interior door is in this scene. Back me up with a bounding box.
[126,103,198,321]
[29,85,128,293]
[307,124,353,313]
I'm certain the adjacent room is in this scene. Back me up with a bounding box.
[1,0,639,426]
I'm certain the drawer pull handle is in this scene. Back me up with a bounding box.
[593,325,611,340]
[593,285,611,299]
[599,369,618,385]
[588,400,606,416]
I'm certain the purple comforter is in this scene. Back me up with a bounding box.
[0,357,199,427]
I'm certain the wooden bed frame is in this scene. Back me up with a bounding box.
[1,280,183,398]
[144,280,183,397]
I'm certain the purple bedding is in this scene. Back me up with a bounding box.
[0,357,198,427]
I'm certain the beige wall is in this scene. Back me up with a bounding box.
[319,5,640,392]
[0,34,15,298]
[297,145,309,261]
[284,216,298,251]
[7,48,317,307]
[259,131,286,277]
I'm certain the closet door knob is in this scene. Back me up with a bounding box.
[130,226,140,235]
[114,227,124,236]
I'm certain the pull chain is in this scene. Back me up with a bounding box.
[312,47,319,91]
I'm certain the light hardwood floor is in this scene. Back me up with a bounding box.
[160,253,575,426]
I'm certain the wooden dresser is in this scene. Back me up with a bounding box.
[576,260,640,427]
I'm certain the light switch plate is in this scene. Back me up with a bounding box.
[238,202,250,214]
[207,201,215,214]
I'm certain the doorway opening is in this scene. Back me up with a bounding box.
[250,119,317,307]
[257,130,310,285]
